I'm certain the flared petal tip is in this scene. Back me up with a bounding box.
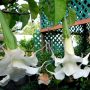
[82,53,90,65]
[54,73,65,80]
[0,75,10,86]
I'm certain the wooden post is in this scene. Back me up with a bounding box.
[81,24,89,55]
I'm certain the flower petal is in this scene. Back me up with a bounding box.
[73,69,84,79]
[54,58,64,66]
[46,65,65,80]
[64,53,82,63]
[73,55,83,63]
[46,61,64,80]
[83,67,90,77]
[54,65,62,72]
[5,49,25,58]
[10,68,26,82]
[52,55,64,66]
[54,66,65,80]
[73,66,90,79]
[62,63,79,76]
[24,53,38,66]
[0,56,11,76]
[25,67,40,75]
[54,70,65,80]
[0,75,10,86]
[13,62,39,76]
[82,53,90,65]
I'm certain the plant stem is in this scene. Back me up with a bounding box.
[62,17,70,39]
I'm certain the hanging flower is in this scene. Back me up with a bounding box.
[47,18,90,80]
[0,48,41,86]
[51,37,90,79]
[0,10,47,86]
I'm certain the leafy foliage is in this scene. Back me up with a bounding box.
[25,0,39,19]
[74,34,90,56]
[0,0,39,29]
[67,8,77,26]
[40,0,67,24]
[19,38,34,55]
[0,0,39,49]
[18,4,30,28]
[0,0,16,6]
[19,4,29,13]
[0,11,17,49]
[19,14,30,28]
[40,0,77,27]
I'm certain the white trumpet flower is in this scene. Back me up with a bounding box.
[0,48,41,86]
[47,17,90,80]
[50,37,90,79]
[46,17,90,80]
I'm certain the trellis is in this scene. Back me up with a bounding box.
[33,0,90,56]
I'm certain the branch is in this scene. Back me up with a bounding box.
[0,9,31,15]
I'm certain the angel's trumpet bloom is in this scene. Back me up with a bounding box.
[0,48,46,86]
[47,18,90,79]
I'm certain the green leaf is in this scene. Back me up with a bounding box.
[19,4,29,13]
[3,13,12,26]
[40,0,53,22]
[40,0,67,24]
[55,0,66,24]
[19,14,30,28]
[9,14,19,29]
[3,12,19,29]
[26,0,39,19]
[17,4,30,28]
[67,8,76,26]
[3,12,29,29]
[0,11,17,49]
